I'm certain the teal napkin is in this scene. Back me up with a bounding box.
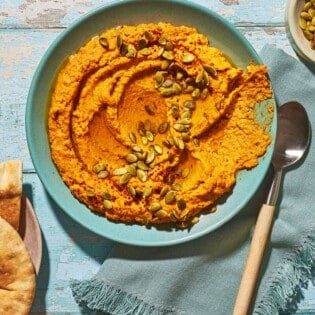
[71,45,315,315]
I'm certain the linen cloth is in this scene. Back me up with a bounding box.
[71,45,315,315]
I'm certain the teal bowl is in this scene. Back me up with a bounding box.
[26,0,276,246]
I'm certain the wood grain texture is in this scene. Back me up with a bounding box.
[0,0,314,313]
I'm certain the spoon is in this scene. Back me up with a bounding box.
[233,101,310,315]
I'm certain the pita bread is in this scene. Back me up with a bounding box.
[0,160,22,230]
[0,215,35,314]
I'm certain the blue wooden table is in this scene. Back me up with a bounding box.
[0,0,314,313]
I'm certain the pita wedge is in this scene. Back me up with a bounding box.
[0,160,23,230]
[0,215,36,314]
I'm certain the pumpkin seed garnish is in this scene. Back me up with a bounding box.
[93,163,106,173]
[164,41,174,51]
[203,63,217,76]
[120,172,132,184]
[183,99,196,109]
[144,30,154,41]
[153,144,163,155]
[138,37,148,49]
[145,104,155,115]
[162,139,173,149]
[127,185,137,197]
[137,169,148,182]
[103,199,113,210]
[131,144,143,153]
[126,164,137,176]
[145,130,154,142]
[98,170,109,179]
[113,167,127,175]
[145,149,155,164]
[139,47,152,56]
[129,132,137,144]
[142,136,148,145]
[165,190,177,204]
[158,122,169,134]
[160,186,169,197]
[143,186,152,198]
[126,44,137,58]
[155,209,168,218]
[191,217,199,225]
[173,136,185,150]
[137,160,149,171]
[162,50,174,61]
[182,52,195,63]
[173,123,186,132]
[86,189,95,197]
[149,201,162,212]
[116,35,123,49]
[126,153,138,163]
[101,192,112,200]
[192,88,201,98]
[177,118,191,125]
[177,198,186,210]
[99,37,109,48]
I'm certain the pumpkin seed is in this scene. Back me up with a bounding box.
[159,87,176,96]
[145,104,155,115]
[98,170,109,179]
[116,35,123,48]
[145,130,154,142]
[139,47,152,55]
[162,50,174,61]
[177,118,191,125]
[158,122,169,133]
[200,88,209,99]
[113,167,127,175]
[126,153,138,163]
[182,52,195,63]
[145,149,155,164]
[183,99,196,110]
[164,41,174,51]
[138,37,148,48]
[173,136,185,149]
[144,30,154,41]
[203,64,217,76]
[86,189,95,197]
[158,36,167,45]
[191,217,199,225]
[127,185,137,197]
[153,144,163,155]
[155,209,168,218]
[173,82,182,94]
[137,160,149,171]
[129,132,137,144]
[162,139,173,148]
[160,186,169,197]
[157,47,165,57]
[93,163,106,173]
[180,208,190,219]
[149,201,161,212]
[126,164,137,176]
[137,169,148,182]
[126,44,137,58]
[192,88,201,98]
[103,199,113,209]
[173,123,186,132]
[165,190,177,204]
[142,136,148,145]
[99,37,109,48]
[143,186,152,198]
[131,144,143,153]
[101,192,112,200]
[177,198,186,210]
[120,172,132,184]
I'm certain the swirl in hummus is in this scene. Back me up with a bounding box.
[48,22,274,228]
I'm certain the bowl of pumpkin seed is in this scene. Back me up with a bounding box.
[286,0,315,64]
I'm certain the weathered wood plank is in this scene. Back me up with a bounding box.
[0,0,286,29]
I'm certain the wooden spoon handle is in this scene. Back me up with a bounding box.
[233,204,276,315]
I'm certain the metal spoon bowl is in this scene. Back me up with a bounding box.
[234,101,311,314]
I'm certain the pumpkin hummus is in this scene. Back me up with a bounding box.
[48,22,273,228]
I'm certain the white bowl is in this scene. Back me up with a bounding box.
[286,0,315,64]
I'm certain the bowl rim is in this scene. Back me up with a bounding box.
[25,0,276,246]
